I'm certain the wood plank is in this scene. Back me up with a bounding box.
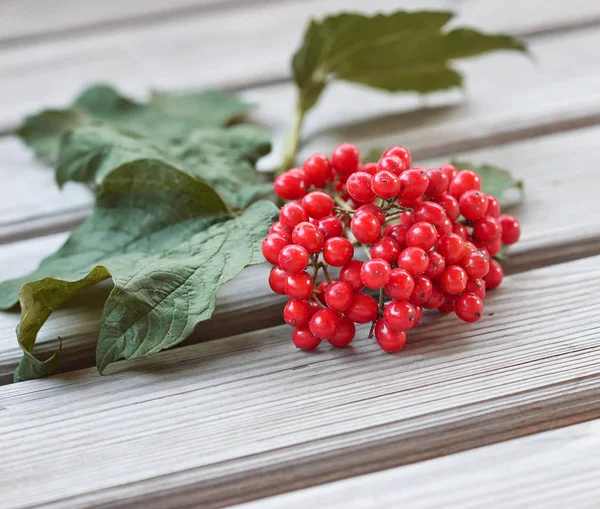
[2,0,600,132]
[2,26,600,242]
[0,124,599,383]
[231,420,600,509]
[0,255,599,509]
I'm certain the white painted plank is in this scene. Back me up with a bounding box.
[0,256,599,509]
[232,420,600,509]
[2,0,599,131]
[0,124,599,382]
[2,26,600,240]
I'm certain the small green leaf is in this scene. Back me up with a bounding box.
[57,123,272,209]
[452,160,524,205]
[0,161,278,381]
[361,147,385,164]
[292,11,526,114]
[16,84,251,164]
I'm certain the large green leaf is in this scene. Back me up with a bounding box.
[56,124,272,209]
[292,11,526,113]
[0,162,277,381]
[16,84,251,164]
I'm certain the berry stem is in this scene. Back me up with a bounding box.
[280,100,306,173]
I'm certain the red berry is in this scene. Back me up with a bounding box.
[262,234,290,265]
[345,293,379,323]
[484,237,503,257]
[268,266,288,294]
[361,258,392,289]
[436,233,466,264]
[486,195,501,217]
[423,284,444,309]
[452,223,468,239]
[498,214,521,244]
[292,222,324,254]
[410,275,433,306]
[484,259,504,290]
[278,244,309,274]
[375,319,407,353]
[439,265,468,295]
[325,281,354,312]
[332,143,360,174]
[329,317,356,348]
[269,221,291,239]
[461,251,490,279]
[463,241,480,256]
[303,153,332,188]
[439,164,458,183]
[437,218,453,236]
[382,146,411,170]
[385,224,410,247]
[384,301,416,331]
[372,170,401,199]
[323,236,354,267]
[384,268,415,300]
[377,155,404,176]
[413,201,447,227]
[309,308,340,339]
[426,168,449,198]
[316,280,332,304]
[413,305,423,326]
[455,293,484,323]
[436,194,460,222]
[425,250,446,279]
[473,216,502,243]
[459,190,489,221]
[370,236,401,263]
[301,191,334,219]
[397,247,429,276]
[280,202,309,228]
[340,260,364,292]
[399,211,415,227]
[400,169,429,199]
[317,215,344,239]
[351,212,381,244]
[284,299,312,327]
[274,170,306,200]
[355,204,386,225]
[292,327,321,350]
[449,169,482,198]
[346,172,376,203]
[465,278,486,300]
[397,195,424,209]
[361,162,378,175]
[439,293,458,313]
[406,222,438,251]
[285,272,313,300]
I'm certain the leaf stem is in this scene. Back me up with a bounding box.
[280,99,306,174]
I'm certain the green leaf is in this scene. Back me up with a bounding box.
[0,162,277,381]
[361,147,384,164]
[291,11,526,114]
[16,84,251,165]
[452,161,524,205]
[57,123,272,209]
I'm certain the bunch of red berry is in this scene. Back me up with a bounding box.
[262,143,521,353]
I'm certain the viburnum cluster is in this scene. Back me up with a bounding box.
[262,143,521,353]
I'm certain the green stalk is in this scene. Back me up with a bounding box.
[280,99,306,174]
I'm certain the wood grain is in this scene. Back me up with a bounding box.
[0,255,599,509]
[1,124,599,383]
[231,419,600,509]
[2,0,600,132]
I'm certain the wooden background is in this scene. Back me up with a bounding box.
[1,0,600,507]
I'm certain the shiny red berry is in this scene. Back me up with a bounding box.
[280,202,309,228]
[459,190,489,221]
[384,301,416,331]
[452,223,468,240]
[498,214,521,244]
[461,251,490,279]
[426,168,449,198]
[436,233,466,264]
[370,236,401,263]
[397,247,429,276]
[340,260,364,292]
[317,215,344,239]
[268,266,288,294]
[269,221,291,239]
[473,216,502,243]
[439,265,468,295]
[278,244,309,274]
[285,272,313,300]
[400,169,429,199]
[455,293,484,323]
[410,275,433,306]
[292,222,324,254]
[449,170,481,198]
[361,258,392,289]
[372,170,401,199]
[262,234,290,265]
[435,194,460,222]
[302,153,332,188]
[292,327,321,350]
[329,317,356,347]
[274,170,306,200]
[361,162,378,175]
[423,284,444,309]
[375,319,407,353]
[325,281,354,312]
[346,172,376,203]
[484,258,504,290]
[351,212,381,244]
[309,308,340,339]
[436,218,453,236]
[382,146,411,170]
[323,236,354,266]
[284,299,313,327]
[406,222,438,251]
[301,191,334,219]
[355,204,386,225]
[377,155,404,176]
[332,143,360,174]
[384,223,410,247]
[465,278,486,299]
[345,293,379,323]
[439,164,458,183]
[413,201,447,227]
[384,268,415,300]
[425,250,446,279]
[486,195,501,217]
